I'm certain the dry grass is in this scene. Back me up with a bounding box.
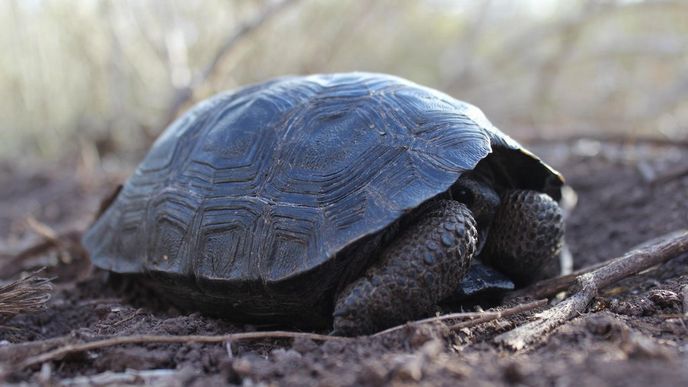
[0,269,52,323]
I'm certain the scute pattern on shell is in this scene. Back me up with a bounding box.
[84,73,494,285]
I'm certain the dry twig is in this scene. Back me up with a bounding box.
[649,163,688,185]
[0,269,52,322]
[5,299,550,377]
[505,261,609,302]
[25,217,60,243]
[509,231,688,302]
[448,299,548,331]
[5,331,347,377]
[495,229,688,350]
[373,299,547,337]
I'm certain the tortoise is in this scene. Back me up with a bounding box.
[84,73,565,336]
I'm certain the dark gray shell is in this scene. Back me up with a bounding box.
[84,73,562,321]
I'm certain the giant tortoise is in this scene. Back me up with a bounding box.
[84,73,565,336]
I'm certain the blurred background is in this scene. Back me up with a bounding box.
[2,0,687,167]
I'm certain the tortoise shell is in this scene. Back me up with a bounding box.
[84,73,562,324]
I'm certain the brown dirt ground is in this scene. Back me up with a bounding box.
[1,139,687,386]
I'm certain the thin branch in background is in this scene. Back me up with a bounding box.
[0,269,52,323]
[25,217,60,245]
[495,229,688,350]
[641,63,688,122]
[446,0,492,89]
[0,228,83,278]
[531,0,597,117]
[161,0,301,130]
[521,133,688,149]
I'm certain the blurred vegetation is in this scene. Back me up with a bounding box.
[1,0,687,165]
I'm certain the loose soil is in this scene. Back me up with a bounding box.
[1,139,687,386]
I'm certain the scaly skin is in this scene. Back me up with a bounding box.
[481,189,564,286]
[332,200,477,336]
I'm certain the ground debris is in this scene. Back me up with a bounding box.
[647,289,682,308]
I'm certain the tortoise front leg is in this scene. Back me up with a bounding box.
[332,200,478,336]
[481,190,564,286]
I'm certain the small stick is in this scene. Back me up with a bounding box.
[681,284,688,316]
[495,229,688,350]
[448,299,547,331]
[25,217,60,244]
[506,261,609,301]
[5,300,548,378]
[7,331,349,377]
[225,341,234,361]
[372,299,547,337]
[649,163,688,185]
[111,308,143,327]
[373,311,506,337]
[523,134,688,149]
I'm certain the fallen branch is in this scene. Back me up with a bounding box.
[372,299,547,337]
[495,229,688,350]
[449,299,548,331]
[0,269,52,323]
[5,331,348,377]
[509,231,688,302]
[6,299,549,377]
[505,260,609,301]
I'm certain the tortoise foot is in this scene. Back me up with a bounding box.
[481,189,564,286]
[331,200,477,336]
